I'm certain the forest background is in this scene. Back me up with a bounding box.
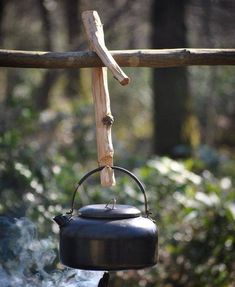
[0,0,235,286]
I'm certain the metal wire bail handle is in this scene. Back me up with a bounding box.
[67,166,151,218]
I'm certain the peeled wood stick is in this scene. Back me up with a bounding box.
[82,10,116,186]
[82,10,130,85]
[92,67,115,186]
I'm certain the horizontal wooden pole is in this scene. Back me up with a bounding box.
[0,48,235,69]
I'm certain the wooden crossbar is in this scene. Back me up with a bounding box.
[0,48,234,69]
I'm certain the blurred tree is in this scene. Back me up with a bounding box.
[200,0,217,146]
[36,0,58,110]
[152,0,192,157]
[187,0,235,149]
[0,0,7,104]
[63,0,81,98]
[0,0,6,45]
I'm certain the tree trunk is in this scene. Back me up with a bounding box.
[152,0,191,157]
[63,0,80,98]
[0,0,6,45]
[0,0,7,103]
[201,0,217,146]
[36,0,57,110]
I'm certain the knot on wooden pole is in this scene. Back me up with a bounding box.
[102,114,114,127]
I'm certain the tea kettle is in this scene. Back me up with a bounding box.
[53,166,158,271]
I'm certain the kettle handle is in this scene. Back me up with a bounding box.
[66,166,151,218]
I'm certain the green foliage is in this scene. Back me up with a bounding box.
[0,86,97,234]
[113,157,235,287]
[1,95,235,286]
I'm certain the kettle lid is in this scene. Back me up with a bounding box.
[78,204,141,219]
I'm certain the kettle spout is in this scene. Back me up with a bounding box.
[53,214,70,227]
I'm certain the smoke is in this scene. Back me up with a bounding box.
[0,216,103,287]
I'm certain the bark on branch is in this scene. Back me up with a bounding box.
[0,49,234,68]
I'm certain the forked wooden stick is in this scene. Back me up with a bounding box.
[82,11,130,86]
[82,11,130,186]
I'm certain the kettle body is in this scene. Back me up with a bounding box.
[54,166,158,271]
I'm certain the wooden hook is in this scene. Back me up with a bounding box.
[82,11,130,186]
[82,10,130,86]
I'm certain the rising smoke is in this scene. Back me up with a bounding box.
[0,216,103,287]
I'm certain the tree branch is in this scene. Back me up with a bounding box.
[0,48,234,68]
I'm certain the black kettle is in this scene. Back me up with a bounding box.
[53,166,158,271]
